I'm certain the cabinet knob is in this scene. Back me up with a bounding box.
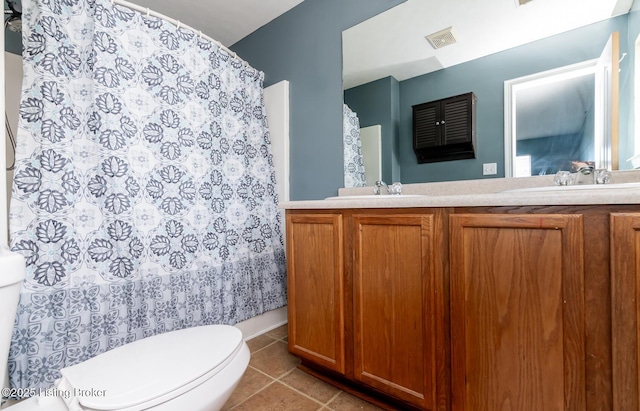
[441,120,445,124]
[436,121,440,125]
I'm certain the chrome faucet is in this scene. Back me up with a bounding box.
[374,180,402,195]
[374,180,389,195]
[574,165,595,185]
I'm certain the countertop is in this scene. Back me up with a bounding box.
[279,170,640,209]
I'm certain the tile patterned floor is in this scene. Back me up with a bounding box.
[222,325,384,411]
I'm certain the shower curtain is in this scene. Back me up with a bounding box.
[343,104,366,187]
[7,0,286,393]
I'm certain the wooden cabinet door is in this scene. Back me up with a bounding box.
[450,214,585,411]
[352,214,438,409]
[286,213,345,373]
[611,213,640,411]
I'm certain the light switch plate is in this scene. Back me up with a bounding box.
[483,163,497,175]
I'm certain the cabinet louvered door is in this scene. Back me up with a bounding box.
[413,101,440,149]
[441,94,473,146]
[286,213,345,374]
[450,214,586,411]
[352,214,437,410]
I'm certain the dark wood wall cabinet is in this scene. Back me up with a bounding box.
[285,205,640,411]
[412,92,476,164]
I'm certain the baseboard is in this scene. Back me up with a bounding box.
[234,306,288,341]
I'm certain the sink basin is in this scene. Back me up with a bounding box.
[501,182,640,193]
[325,194,427,200]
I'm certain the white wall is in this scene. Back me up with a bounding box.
[360,125,382,186]
[235,80,290,339]
[264,80,290,202]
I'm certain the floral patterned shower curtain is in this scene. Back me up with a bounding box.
[343,104,366,187]
[7,0,286,393]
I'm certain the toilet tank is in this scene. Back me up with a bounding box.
[0,247,26,395]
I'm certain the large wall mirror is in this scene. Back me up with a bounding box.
[342,0,636,186]
[504,33,618,177]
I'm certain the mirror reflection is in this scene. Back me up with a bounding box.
[343,104,367,187]
[513,71,596,177]
[505,32,620,177]
[342,0,635,187]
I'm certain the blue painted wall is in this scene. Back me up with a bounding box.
[397,15,629,183]
[344,76,400,184]
[5,27,21,55]
[232,0,405,200]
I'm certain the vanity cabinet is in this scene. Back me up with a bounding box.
[449,214,586,411]
[286,204,639,411]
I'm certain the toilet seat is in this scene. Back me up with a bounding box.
[55,325,244,411]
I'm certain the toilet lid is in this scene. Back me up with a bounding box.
[57,324,244,411]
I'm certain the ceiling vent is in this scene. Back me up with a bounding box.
[425,27,457,50]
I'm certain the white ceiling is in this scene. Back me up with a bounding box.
[124,0,305,47]
[343,0,634,89]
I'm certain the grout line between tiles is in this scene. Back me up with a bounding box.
[244,354,336,409]
[247,338,279,355]
[235,327,342,410]
[273,366,343,409]
[225,379,278,411]
[324,391,342,409]
[245,330,288,355]
[273,378,331,409]
[228,368,330,411]
[246,364,278,380]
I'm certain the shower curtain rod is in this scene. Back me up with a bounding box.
[111,0,251,68]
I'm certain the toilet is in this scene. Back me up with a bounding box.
[0,248,250,411]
